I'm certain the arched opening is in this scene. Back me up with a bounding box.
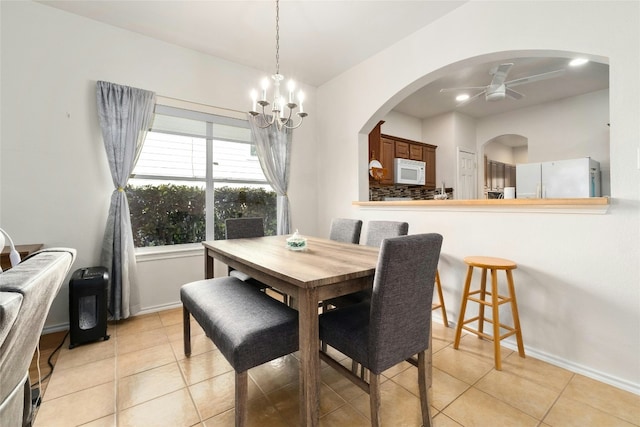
[362,50,610,200]
[481,134,528,198]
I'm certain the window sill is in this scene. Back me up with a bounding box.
[352,197,610,214]
[135,243,204,262]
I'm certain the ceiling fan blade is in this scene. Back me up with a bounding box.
[505,87,524,100]
[489,63,514,88]
[439,86,486,93]
[456,90,485,107]
[506,69,565,88]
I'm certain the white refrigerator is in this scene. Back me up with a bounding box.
[516,158,601,198]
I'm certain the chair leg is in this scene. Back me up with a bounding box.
[418,351,433,427]
[235,370,248,427]
[454,265,474,349]
[435,270,449,327]
[478,267,488,338]
[369,373,381,427]
[506,269,526,358]
[183,306,191,356]
[491,268,502,370]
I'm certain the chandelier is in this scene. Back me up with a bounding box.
[249,0,307,131]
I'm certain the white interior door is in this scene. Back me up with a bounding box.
[457,148,477,199]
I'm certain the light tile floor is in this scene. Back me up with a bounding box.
[31,307,640,427]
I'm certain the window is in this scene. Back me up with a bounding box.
[128,105,276,247]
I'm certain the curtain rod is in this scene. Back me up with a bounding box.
[156,94,247,119]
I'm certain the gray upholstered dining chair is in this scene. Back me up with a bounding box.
[364,220,409,247]
[225,217,288,304]
[319,233,443,427]
[322,218,364,317]
[324,220,409,310]
[328,218,363,244]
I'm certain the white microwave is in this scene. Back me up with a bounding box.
[394,158,426,185]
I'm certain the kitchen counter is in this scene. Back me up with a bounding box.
[353,197,610,214]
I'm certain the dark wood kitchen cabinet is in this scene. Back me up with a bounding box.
[424,145,436,188]
[368,121,438,188]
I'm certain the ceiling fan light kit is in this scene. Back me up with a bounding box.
[441,61,566,107]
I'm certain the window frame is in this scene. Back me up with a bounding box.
[130,103,273,246]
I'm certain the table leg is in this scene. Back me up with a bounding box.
[205,248,214,279]
[298,288,320,427]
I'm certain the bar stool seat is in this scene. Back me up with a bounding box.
[453,256,525,370]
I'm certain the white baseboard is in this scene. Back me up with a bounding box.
[42,323,70,335]
[499,339,639,395]
[41,301,183,335]
[136,301,183,315]
[443,318,640,396]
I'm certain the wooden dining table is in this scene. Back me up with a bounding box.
[202,234,380,427]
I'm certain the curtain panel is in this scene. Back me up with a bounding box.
[96,81,155,320]
[248,116,292,235]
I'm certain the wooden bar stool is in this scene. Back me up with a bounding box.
[432,270,449,327]
[453,256,525,370]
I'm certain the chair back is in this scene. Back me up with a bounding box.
[329,218,363,244]
[225,217,264,240]
[364,221,409,247]
[368,233,442,374]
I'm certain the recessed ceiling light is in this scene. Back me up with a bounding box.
[456,94,470,102]
[569,58,589,67]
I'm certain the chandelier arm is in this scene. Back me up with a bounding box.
[251,106,277,128]
[281,115,305,130]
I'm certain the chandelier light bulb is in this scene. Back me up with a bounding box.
[287,80,296,103]
[261,78,269,101]
[298,91,305,113]
[250,90,258,111]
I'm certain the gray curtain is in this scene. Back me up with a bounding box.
[248,116,292,235]
[96,81,155,320]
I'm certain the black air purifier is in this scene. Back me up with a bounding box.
[69,267,110,349]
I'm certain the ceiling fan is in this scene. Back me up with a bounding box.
[440,63,565,106]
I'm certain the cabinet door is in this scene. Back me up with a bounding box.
[424,147,436,188]
[395,141,410,159]
[409,144,423,161]
[381,138,395,184]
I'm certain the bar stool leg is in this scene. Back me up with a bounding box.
[454,265,474,349]
[435,270,449,327]
[506,269,525,358]
[491,268,502,370]
[477,267,488,338]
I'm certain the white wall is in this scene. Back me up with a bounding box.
[513,145,528,164]
[484,141,517,164]
[317,0,639,393]
[422,113,455,187]
[0,1,319,327]
[379,111,422,141]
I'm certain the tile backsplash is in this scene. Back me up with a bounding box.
[369,184,453,201]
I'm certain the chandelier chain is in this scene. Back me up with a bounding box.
[275,0,280,76]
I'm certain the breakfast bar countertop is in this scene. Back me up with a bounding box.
[353,196,610,214]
